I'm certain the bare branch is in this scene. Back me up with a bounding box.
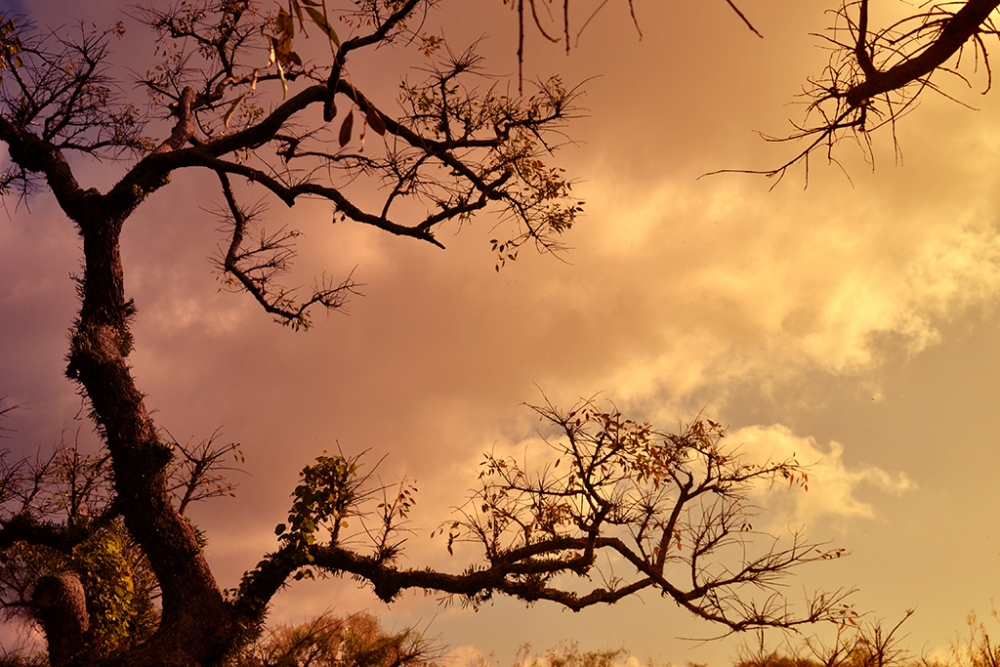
[237,400,851,634]
[715,0,1000,183]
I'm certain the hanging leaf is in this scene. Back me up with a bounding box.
[269,39,289,98]
[304,6,341,50]
[276,59,288,98]
[289,0,305,30]
[276,7,294,42]
[223,92,248,129]
[339,109,354,147]
[366,106,387,136]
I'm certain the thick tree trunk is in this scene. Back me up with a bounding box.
[33,572,89,667]
[0,110,246,665]
[63,206,238,665]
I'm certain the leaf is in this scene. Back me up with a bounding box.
[366,106,387,135]
[289,0,305,29]
[274,523,287,535]
[276,7,294,41]
[339,109,354,147]
[304,6,341,50]
[269,40,289,98]
[223,92,248,129]
[277,61,288,98]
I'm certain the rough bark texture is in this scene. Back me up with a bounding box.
[66,205,236,662]
[33,572,90,667]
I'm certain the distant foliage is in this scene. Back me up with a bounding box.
[229,611,440,667]
[515,641,632,667]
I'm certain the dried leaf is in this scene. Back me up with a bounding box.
[339,109,354,147]
[276,59,288,98]
[269,39,289,98]
[366,106,387,135]
[276,7,294,41]
[304,6,341,49]
[289,0,305,28]
[223,92,248,129]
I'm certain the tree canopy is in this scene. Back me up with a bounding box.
[0,0,997,665]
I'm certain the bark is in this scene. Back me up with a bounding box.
[0,104,241,663]
[845,0,1000,107]
[64,199,238,664]
[33,572,89,667]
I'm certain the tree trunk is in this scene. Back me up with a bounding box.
[33,572,89,667]
[63,205,238,665]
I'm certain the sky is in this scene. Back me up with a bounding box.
[3,0,1000,664]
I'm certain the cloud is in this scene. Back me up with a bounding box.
[444,645,489,667]
[535,164,1000,412]
[732,423,915,528]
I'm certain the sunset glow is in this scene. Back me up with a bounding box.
[2,1,1000,664]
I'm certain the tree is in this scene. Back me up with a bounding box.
[0,432,241,661]
[734,611,916,667]
[709,0,1000,181]
[0,0,993,665]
